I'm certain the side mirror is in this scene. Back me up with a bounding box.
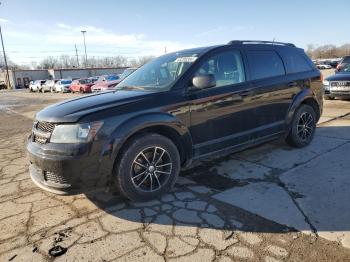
[192,74,216,90]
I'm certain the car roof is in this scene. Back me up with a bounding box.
[168,41,300,57]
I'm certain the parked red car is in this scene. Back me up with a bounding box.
[91,75,120,92]
[70,78,94,93]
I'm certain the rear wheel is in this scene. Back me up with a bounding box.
[114,133,180,201]
[286,104,316,148]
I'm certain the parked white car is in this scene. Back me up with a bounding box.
[40,79,59,93]
[316,64,332,70]
[54,79,72,93]
[29,80,46,92]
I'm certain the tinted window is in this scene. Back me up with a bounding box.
[194,50,245,88]
[278,49,313,74]
[341,64,350,72]
[246,50,285,80]
[342,56,350,64]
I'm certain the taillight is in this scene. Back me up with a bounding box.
[320,73,324,82]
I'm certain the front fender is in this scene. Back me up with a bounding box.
[99,112,193,181]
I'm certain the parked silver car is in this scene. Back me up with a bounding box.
[54,79,72,93]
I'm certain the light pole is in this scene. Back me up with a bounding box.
[0,2,10,89]
[0,25,10,89]
[81,30,87,67]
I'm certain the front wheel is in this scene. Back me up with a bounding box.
[286,104,316,148]
[114,133,180,201]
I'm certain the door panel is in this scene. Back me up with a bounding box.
[189,83,259,156]
[186,48,262,157]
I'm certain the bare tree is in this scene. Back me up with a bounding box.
[306,43,350,59]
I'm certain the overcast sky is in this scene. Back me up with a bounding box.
[0,0,349,65]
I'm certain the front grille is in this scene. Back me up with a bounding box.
[37,121,55,133]
[32,121,55,145]
[43,170,69,185]
[330,81,350,87]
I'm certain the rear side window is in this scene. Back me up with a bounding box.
[278,49,313,74]
[246,50,285,80]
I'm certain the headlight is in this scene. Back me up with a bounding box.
[50,121,103,143]
[323,80,329,86]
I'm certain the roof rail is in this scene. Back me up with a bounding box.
[228,40,296,47]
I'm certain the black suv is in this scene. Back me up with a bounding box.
[27,40,323,201]
[336,55,350,72]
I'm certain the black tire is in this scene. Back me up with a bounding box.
[286,104,316,148]
[114,133,180,201]
[324,95,335,100]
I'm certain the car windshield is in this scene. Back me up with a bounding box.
[341,64,350,72]
[120,69,136,79]
[79,79,91,84]
[117,52,199,91]
[61,80,72,84]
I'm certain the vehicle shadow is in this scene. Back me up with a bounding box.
[85,125,350,235]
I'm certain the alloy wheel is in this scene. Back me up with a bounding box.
[297,112,314,142]
[131,146,172,192]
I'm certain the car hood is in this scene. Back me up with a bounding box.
[326,73,350,81]
[35,90,152,123]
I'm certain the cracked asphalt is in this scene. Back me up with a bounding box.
[0,86,350,261]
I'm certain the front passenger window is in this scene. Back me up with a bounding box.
[194,50,245,88]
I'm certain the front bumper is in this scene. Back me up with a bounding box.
[27,137,109,194]
[324,89,350,98]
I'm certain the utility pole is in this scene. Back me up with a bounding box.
[81,30,87,67]
[0,25,10,89]
[75,44,80,68]
[0,2,10,89]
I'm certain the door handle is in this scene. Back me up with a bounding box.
[288,81,298,87]
[239,90,253,97]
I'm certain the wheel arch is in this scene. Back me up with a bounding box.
[285,89,321,131]
[102,113,193,183]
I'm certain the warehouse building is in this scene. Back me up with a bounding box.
[0,67,128,88]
